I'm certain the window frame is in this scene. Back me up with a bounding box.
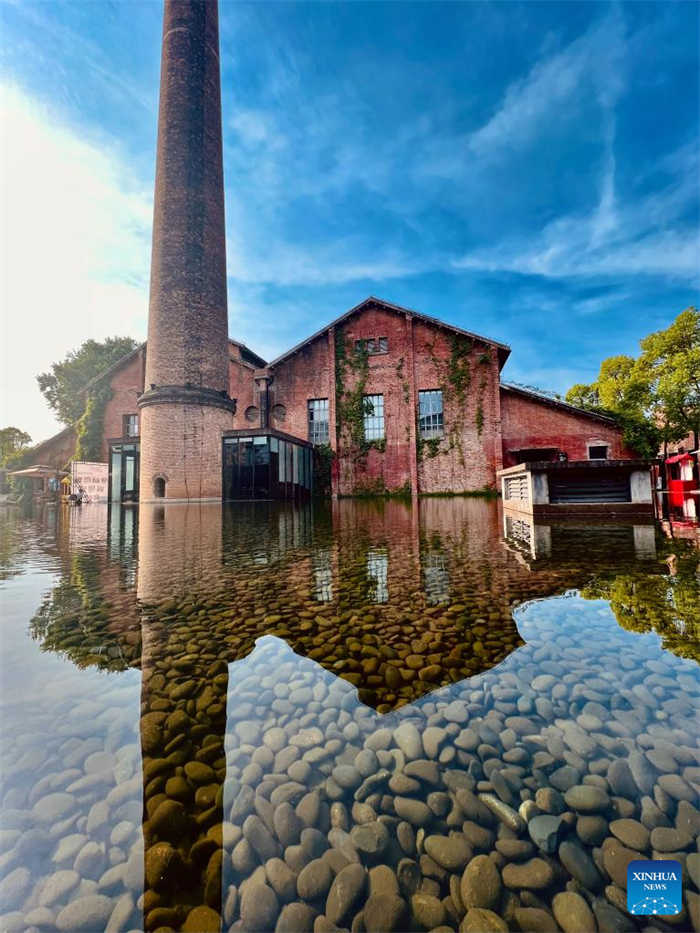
[363,393,385,441]
[307,398,330,446]
[123,413,139,438]
[587,443,609,460]
[354,337,389,356]
[418,389,444,439]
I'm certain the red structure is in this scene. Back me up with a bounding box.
[31,296,641,501]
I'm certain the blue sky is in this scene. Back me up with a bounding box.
[1,0,698,441]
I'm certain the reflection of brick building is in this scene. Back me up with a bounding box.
[33,296,636,500]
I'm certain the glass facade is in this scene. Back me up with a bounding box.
[110,443,139,502]
[363,394,385,441]
[308,399,330,445]
[223,434,312,500]
[418,389,444,438]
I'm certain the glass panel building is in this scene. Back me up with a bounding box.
[223,430,313,500]
[110,442,140,502]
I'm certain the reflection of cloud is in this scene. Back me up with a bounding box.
[0,84,151,440]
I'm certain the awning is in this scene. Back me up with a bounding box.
[665,453,692,464]
[8,465,69,478]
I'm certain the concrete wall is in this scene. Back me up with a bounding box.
[500,389,633,466]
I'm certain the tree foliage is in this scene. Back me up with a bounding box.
[37,337,138,426]
[565,307,699,455]
[0,427,32,466]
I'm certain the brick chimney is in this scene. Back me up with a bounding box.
[138,0,235,501]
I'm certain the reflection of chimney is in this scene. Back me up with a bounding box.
[138,0,235,501]
[137,503,223,604]
[255,372,273,429]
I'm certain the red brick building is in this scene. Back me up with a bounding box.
[32,296,638,501]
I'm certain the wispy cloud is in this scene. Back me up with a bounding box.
[452,140,699,283]
[468,9,626,157]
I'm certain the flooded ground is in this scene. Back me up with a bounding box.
[0,498,698,933]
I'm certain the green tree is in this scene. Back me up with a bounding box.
[37,337,138,426]
[566,307,699,456]
[0,427,32,465]
[638,307,700,451]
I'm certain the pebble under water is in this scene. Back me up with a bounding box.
[0,498,698,933]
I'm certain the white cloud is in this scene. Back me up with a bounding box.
[0,84,152,442]
[469,9,626,157]
[452,140,699,285]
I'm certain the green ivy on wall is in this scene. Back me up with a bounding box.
[74,385,111,462]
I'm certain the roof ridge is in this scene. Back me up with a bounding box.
[267,296,510,368]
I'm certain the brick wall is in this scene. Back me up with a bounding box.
[31,427,76,470]
[228,350,259,428]
[101,347,146,458]
[139,403,234,500]
[413,321,502,493]
[500,388,634,466]
[266,337,333,443]
[268,303,505,495]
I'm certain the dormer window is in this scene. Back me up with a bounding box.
[355,337,388,355]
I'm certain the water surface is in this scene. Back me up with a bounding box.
[0,499,698,933]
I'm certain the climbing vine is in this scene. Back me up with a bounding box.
[335,328,384,459]
[75,385,111,462]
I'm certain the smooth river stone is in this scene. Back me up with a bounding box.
[461,907,508,932]
[393,723,422,759]
[552,891,596,933]
[350,822,390,856]
[240,882,280,932]
[393,797,432,827]
[325,863,366,926]
[528,814,563,854]
[32,792,75,823]
[559,840,603,891]
[609,819,650,852]
[564,785,610,813]
[55,895,113,931]
[38,870,80,907]
[0,868,31,910]
[460,855,502,910]
[502,858,555,890]
[411,893,446,929]
[424,834,471,872]
[297,858,333,900]
[601,837,644,888]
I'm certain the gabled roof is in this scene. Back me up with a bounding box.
[500,383,620,426]
[228,338,267,369]
[267,296,511,369]
[79,343,146,396]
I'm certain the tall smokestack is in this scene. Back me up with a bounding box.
[138,0,235,501]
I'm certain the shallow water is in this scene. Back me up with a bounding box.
[0,499,698,933]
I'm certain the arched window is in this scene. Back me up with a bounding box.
[154,477,166,498]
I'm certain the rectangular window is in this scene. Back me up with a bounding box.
[307,398,330,445]
[363,394,385,440]
[588,444,609,460]
[418,390,444,438]
[123,414,139,437]
[355,337,388,355]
